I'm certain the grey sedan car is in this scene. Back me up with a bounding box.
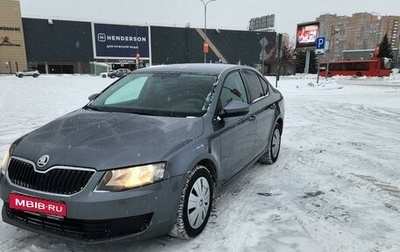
[0,63,284,243]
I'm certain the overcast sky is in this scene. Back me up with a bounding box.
[19,0,400,38]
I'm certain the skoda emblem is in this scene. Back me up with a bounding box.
[37,155,50,168]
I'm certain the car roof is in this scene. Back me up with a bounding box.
[134,63,250,76]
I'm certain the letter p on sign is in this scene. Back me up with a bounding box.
[316,37,325,49]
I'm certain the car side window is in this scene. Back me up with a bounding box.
[259,76,270,96]
[219,71,248,109]
[242,70,267,102]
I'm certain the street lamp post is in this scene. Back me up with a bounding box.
[200,0,216,63]
[326,26,339,78]
[372,11,382,46]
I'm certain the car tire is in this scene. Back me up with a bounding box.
[169,165,213,239]
[33,74,39,78]
[259,123,282,164]
[101,74,107,78]
[110,74,116,78]
[355,72,362,77]
[18,74,23,78]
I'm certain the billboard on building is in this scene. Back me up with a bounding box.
[92,23,150,59]
[249,14,275,31]
[296,21,320,48]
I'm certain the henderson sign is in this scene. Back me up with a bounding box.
[93,23,150,60]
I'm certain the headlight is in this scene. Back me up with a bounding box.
[1,147,11,175]
[95,162,166,192]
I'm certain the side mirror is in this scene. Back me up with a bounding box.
[88,93,99,101]
[220,101,249,118]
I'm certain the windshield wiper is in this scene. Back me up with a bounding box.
[83,104,101,111]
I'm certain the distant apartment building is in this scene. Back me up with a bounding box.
[316,13,400,61]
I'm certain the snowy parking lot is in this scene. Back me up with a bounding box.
[1,73,400,252]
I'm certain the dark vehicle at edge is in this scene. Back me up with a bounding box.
[0,63,284,243]
[107,68,131,78]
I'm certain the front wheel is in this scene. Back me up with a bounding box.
[170,165,213,239]
[259,123,282,164]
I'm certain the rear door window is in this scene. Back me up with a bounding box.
[242,70,267,102]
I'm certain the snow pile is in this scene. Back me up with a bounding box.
[1,74,400,251]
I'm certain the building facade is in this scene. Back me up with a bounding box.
[0,0,28,74]
[0,0,277,75]
[23,18,93,74]
[317,13,400,64]
[7,0,399,74]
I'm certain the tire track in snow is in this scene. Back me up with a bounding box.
[269,94,400,250]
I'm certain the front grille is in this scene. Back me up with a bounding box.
[7,158,95,195]
[5,204,153,241]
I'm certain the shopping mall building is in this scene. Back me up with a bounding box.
[0,0,277,75]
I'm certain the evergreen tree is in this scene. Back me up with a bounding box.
[378,33,394,59]
[295,49,318,74]
[309,50,318,74]
[295,50,306,73]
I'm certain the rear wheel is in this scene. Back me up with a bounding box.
[259,123,282,164]
[355,72,362,77]
[170,165,213,239]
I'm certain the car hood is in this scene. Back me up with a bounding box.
[12,109,204,171]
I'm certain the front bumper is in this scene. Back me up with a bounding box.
[0,172,184,243]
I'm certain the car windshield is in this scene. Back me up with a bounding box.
[87,72,217,117]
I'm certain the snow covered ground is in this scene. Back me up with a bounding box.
[0,72,400,252]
